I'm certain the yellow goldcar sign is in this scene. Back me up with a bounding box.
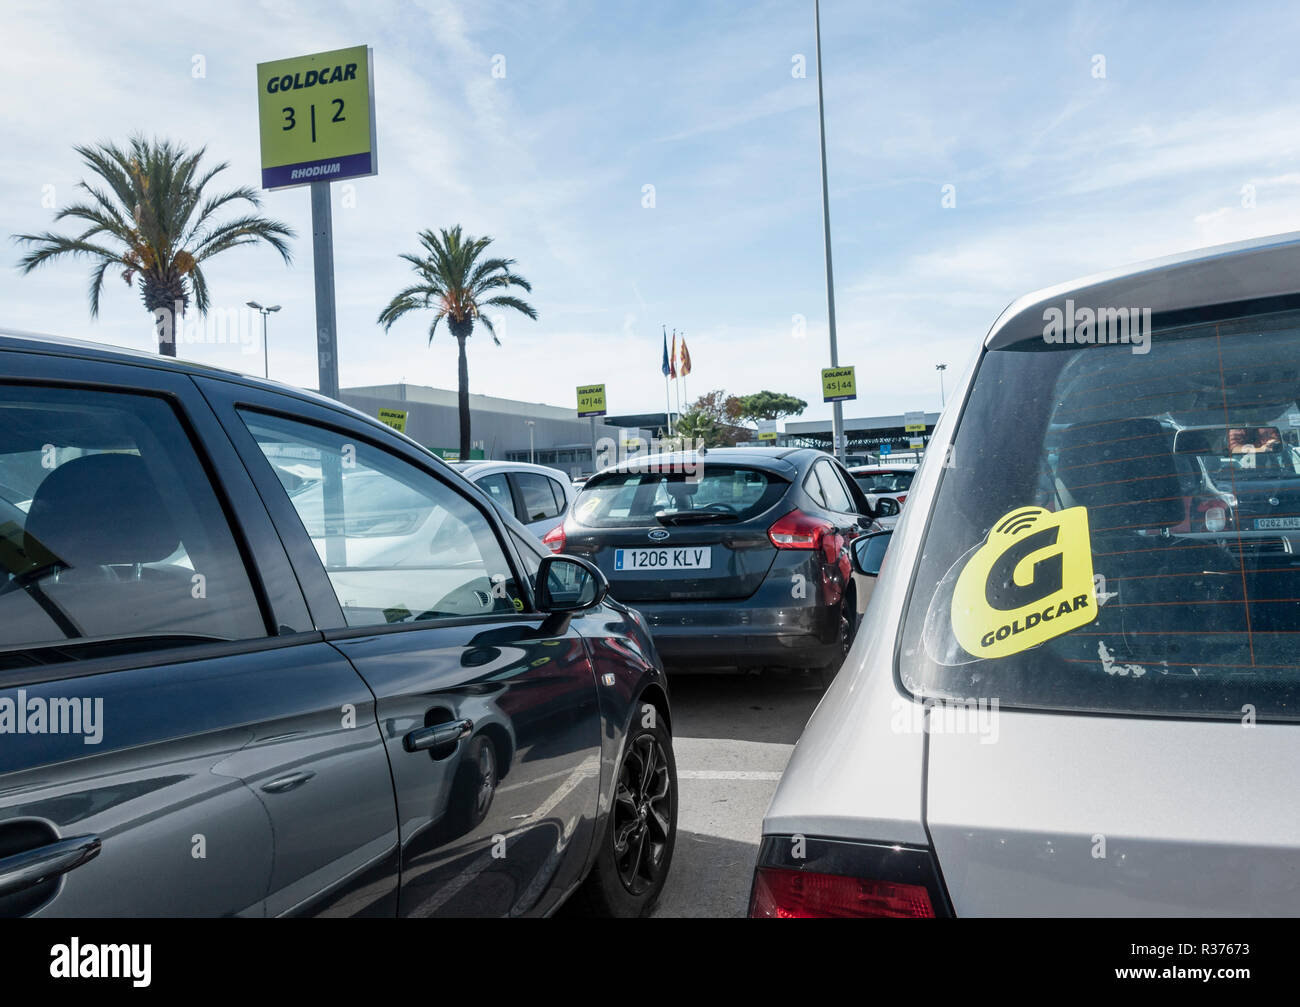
[821,366,856,403]
[950,505,1096,659]
[377,408,407,433]
[257,45,377,189]
[576,384,607,417]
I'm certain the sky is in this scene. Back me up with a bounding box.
[4,0,1300,426]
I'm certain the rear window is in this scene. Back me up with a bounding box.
[901,306,1300,721]
[853,469,914,494]
[572,466,787,528]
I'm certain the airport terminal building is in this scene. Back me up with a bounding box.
[340,383,656,478]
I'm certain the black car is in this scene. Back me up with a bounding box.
[0,331,676,917]
[543,447,881,676]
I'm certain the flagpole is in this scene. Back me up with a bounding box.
[665,373,674,438]
[662,325,674,438]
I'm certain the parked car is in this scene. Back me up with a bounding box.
[455,460,575,539]
[752,232,1300,917]
[847,463,915,513]
[0,330,676,918]
[546,447,885,679]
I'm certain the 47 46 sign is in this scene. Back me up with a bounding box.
[256,45,378,190]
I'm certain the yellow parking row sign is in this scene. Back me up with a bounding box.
[577,384,607,417]
[377,408,407,433]
[821,366,856,403]
[257,45,378,190]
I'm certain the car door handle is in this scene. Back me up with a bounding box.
[0,834,101,898]
[261,771,316,794]
[404,719,473,753]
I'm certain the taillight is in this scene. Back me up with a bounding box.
[895,494,906,505]
[541,523,566,553]
[749,867,936,918]
[768,509,834,550]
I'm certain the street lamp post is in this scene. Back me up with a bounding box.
[815,0,845,462]
[936,362,948,407]
[526,420,535,465]
[246,301,281,379]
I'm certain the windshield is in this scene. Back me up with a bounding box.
[853,470,915,494]
[900,305,1300,721]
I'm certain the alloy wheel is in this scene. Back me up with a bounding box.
[612,733,673,895]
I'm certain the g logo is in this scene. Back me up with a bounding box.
[951,506,1095,659]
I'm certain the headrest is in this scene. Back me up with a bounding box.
[1056,419,1185,532]
[24,454,181,567]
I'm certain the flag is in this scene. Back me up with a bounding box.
[679,334,691,377]
[661,328,670,376]
[669,331,677,379]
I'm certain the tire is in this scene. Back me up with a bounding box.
[816,593,857,689]
[447,734,498,835]
[570,718,678,917]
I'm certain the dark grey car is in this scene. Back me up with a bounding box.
[0,331,676,917]
[543,447,882,676]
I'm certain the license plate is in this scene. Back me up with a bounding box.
[1255,516,1300,530]
[614,547,712,571]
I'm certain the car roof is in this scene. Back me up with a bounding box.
[458,459,569,479]
[848,463,917,473]
[984,230,1300,350]
[595,445,814,478]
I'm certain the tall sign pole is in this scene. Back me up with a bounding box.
[258,45,377,573]
[311,181,339,398]
[814,0,845,462]
[257,43,378,401]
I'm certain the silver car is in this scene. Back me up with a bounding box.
[455,460,576,538]
[753,232,1300,917]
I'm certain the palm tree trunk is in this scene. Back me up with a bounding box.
[457,334,471,460]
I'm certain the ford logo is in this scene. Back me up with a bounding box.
[1270,496,1281,507]
[648,529,670,541]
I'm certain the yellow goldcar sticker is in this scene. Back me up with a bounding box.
[951,505,1096,659]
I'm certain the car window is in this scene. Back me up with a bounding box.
[510,529,543,582]
[854,470,915,494]
[240,412,523,627]
[0,385,266,666]
[547,477,569,516]
[475,472,514,515]
[899,306,1300,721]
[514,471,562,522]
[803,467,827,507]
[816,460,855,513]
[573,466,786,527]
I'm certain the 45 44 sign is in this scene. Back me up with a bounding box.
[257,45,378,190]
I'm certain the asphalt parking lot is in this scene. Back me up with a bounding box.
[649,670,827,918]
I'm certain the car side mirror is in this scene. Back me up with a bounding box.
[874,498,900,517]
[852,530,892,577]
[536,555,609,612]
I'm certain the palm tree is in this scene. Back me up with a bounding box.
[13,136,294,356]
[378,226,538,459]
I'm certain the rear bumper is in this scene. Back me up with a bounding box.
[635,601,840,670]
